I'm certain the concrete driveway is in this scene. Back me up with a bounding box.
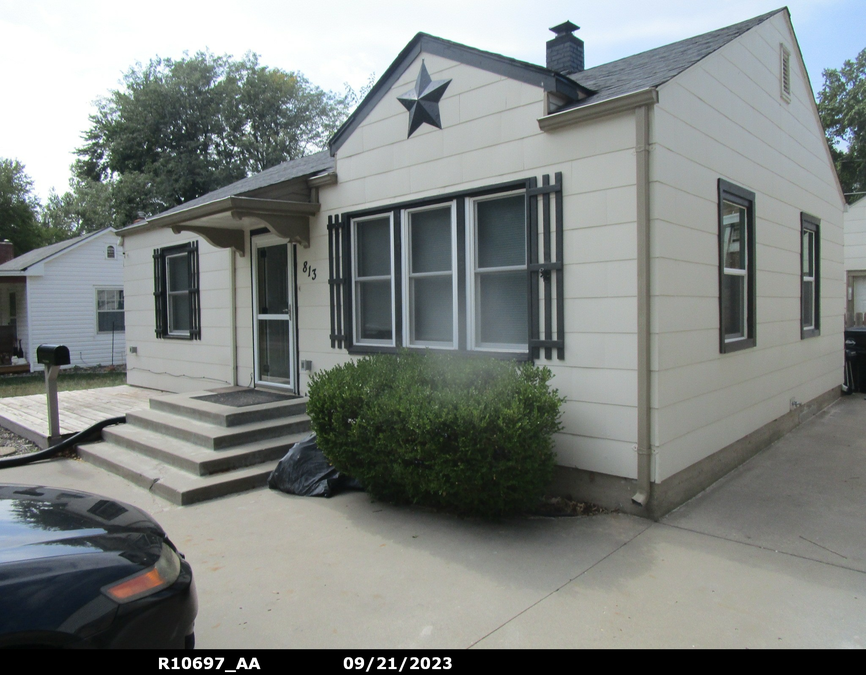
[2,396,864,648]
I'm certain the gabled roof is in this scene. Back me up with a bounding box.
[330,8,784,152]
[0,228,113,274]
[565,9,782,111]
[328,33,594,155]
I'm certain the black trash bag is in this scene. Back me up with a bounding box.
[267,434,362,497]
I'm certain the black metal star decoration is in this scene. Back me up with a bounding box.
[397,60,452,138]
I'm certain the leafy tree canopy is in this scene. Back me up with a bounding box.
[73,51,362,227]
[0,159,44,255]
[818,47,866,202]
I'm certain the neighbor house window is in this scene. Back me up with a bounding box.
[96,289,125,333]
[801,214,820,338]
[153,241,200,339]
[718,180,756,353]
[349,187,530,354]
[106,245,117,259]
[352,214,395,346]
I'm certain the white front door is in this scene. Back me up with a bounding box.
[252,235,295,391]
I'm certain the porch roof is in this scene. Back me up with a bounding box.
[119,151,335,254]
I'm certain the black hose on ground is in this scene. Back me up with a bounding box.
[0,416,126,469]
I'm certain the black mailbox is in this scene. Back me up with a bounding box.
[37,344,70,367]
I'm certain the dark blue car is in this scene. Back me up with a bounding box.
[0,484,196,648]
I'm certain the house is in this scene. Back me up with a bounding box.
[844,196,866,324]
[117,8,844,516]
[0,229,126,371]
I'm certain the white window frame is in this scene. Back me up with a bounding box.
[401,202,458,349]
[96,288,125,334]
[106,244,117,259]
[466,190,529,353]
[801,214,820,338]
[718,180,756,353]
[166,252,191,337]
[352,213,396,347]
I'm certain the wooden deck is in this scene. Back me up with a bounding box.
[0,385,164,448]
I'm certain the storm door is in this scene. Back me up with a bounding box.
[252,234,296,391]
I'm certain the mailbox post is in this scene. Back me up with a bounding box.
[37,345,70,446]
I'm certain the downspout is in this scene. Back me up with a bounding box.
[229,247,238,386]
[633,104,653,507]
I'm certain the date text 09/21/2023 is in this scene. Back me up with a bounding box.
[157,657,453,672]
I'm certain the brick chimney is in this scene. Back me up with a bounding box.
[0,240,13,265]
[547,21,584,74]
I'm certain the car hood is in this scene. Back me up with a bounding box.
[0,484,166,565]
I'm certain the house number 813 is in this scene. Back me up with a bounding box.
[302,262,317,280]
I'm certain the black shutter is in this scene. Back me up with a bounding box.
[188,241,201,340]
[328,215,346,348]
[527,172,564,360]
[153,248,165,338]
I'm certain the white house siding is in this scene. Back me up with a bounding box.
[844,198,866,321]
[291,54,641,480]
[649,13,844,482]
[124,230,236,392]
[25,231,126,371]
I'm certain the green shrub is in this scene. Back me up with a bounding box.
[306,351,563,517]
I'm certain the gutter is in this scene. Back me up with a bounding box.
[538,88,659,131]
[633,103,653,508]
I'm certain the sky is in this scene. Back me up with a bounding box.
[1,0,864,202]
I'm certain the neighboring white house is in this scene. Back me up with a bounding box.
[0,229,126,371]
[118,9,844,516]
[844,196,866,324]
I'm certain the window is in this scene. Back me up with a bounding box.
[352,214,395,346]
[780,44,792,102]
[349,188,530,354]
[403,204,457,348]
[718,180,756,353]
[153,241,200,339]
[96,289,125,333]
[106,245,117,259]
[801,214,820,338]
[468,193,528,352]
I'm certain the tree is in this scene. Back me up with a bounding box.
[818,48,866,201]
[74,51,359,225]
[41,177,115,243]
[0,159,44,255]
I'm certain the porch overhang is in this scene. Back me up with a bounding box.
[145,196,321,255]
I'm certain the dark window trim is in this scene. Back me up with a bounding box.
[153,240,201,340]
[801,213,820,339]
[718,179,756,354]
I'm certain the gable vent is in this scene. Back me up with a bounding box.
[780,44,791,102]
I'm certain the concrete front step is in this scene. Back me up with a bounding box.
[150,390,308,427]
[77,440,280,505]
[126,408,311,450]
[100,424,311,476]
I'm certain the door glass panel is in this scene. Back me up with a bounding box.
[258,319,291,383]
[257,245,289,315]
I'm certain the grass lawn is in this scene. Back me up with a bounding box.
[0,369,126,398]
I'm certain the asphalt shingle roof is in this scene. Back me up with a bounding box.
[566,10,782,109]
[0,229,110,273]
[146,151,334,222]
